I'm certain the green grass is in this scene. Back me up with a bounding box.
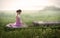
[0,27,60,38]
[0,10,60,38]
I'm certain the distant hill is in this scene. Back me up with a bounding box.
[38,6,60,17]
[43,6,60,11]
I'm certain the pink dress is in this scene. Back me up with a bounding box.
[16,15,22,26]
[6,15,23,28]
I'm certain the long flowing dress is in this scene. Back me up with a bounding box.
[6,15,27,28]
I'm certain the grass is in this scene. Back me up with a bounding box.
[0,10,60,38]
[0,27,60,38]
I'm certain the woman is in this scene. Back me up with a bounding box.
[6,9,27,28]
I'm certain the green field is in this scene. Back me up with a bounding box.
[0,7,60,38]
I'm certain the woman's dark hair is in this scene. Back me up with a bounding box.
[16,9,22,12]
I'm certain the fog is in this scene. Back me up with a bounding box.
[0,0,60,10]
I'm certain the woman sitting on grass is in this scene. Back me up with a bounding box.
[6,9,27,28]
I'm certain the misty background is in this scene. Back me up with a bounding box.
[0,0,60,10]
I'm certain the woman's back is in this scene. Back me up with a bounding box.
[16,15,22,26]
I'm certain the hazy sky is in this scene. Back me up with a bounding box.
[0,0,60,10]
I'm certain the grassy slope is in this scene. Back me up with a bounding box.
[0,10,60,38]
